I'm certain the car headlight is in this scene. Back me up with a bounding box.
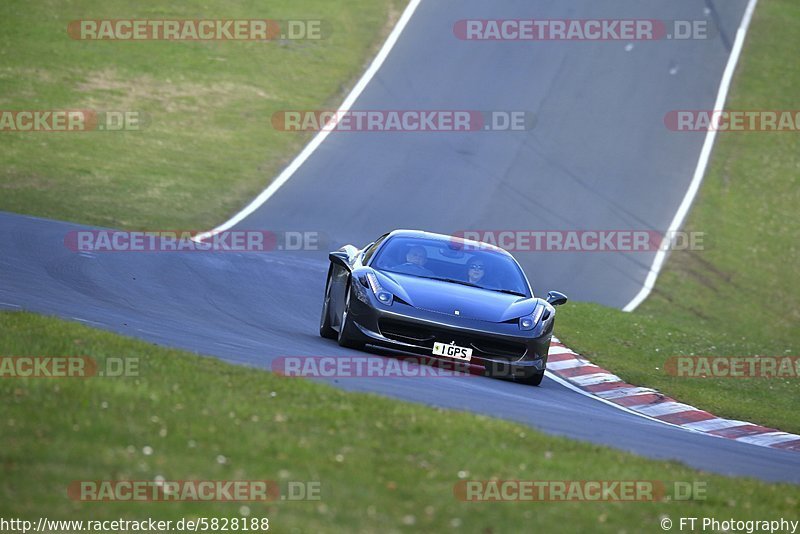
[519,304,544,330]
[366,272,393,305]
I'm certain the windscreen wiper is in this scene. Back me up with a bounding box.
[486,288,527,297]
[418,276,481,288]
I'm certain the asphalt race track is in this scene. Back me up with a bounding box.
[237,0,749,308]
[5,1,799,483]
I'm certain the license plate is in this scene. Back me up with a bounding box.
[433,342,473,362]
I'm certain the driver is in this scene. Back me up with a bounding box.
[397,245,434,275]
[406,246,427,267]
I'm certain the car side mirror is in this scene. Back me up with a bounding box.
[546,291,568,306]
[329,250,351,268]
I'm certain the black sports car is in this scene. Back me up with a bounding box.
[319,230,567,386]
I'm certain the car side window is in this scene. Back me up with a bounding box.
[362,235,387,265]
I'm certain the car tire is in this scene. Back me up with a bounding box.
[337,280,363,349]
[516,368,545,386]
[319,265,337,339]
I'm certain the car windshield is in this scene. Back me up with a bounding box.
[370,236,531,297]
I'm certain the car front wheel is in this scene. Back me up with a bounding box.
[337,281,363,349]
[515,367,545,386]
[319,265,336,339]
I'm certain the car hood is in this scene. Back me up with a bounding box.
[375,270,536,323]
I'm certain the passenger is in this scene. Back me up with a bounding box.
[466,258,486,285]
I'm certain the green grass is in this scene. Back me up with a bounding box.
[1,311,798,532]
[1,3,798,531]
[556,0,800,434]
[0,0,405,229]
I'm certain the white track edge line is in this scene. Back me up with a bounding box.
[194,0,423,242]
[544,370,711,435]
[622,0,760,312]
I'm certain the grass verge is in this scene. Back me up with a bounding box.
[0,0,405,229]
[1,311,798,532]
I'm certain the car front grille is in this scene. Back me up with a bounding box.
[378,318,527,360]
